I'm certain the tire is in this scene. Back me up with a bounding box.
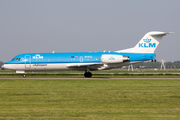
[84,72,92,78]
[23,74,26,78]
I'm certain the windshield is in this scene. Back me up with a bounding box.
[11,58,21,61]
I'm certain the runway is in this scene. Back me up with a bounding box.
[0,77,180,79]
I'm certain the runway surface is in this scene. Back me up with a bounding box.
[0,77,180,79]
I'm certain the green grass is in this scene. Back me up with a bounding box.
[0,79,180,119]
[1,69,180,74]
[1,72,180,78]
[1,69,180,78]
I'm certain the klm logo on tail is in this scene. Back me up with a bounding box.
[139,37,156,48]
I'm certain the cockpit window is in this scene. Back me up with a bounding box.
[12,58,21,61]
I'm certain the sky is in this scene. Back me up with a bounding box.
[0,0,179,62]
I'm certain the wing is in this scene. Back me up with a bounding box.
[66,63,103,71]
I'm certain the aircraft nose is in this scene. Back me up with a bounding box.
[1,65,4,69]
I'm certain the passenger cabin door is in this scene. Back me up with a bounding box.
[25,55,31,69]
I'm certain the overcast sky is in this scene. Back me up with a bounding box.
[0,0,179,62]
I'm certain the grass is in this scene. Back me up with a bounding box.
[1,69,180,78]
[1,69,180,74]
[0,79,180,119]
[1,72,180,78]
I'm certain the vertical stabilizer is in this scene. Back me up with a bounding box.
[116,31,173,53]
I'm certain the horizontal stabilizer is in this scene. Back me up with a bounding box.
[149,32,174,36]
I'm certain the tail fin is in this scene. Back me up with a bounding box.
[116,31,173,53]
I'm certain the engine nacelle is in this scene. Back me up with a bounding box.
[101,55,129,63]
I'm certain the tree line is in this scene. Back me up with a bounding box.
[133,61,180,69]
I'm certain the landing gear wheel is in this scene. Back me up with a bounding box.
[84,72,92,78]
[23,74,26,78]
[151,59,156,62]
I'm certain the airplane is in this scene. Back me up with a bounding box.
[2,31,173,78]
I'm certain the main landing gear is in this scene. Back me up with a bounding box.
[84,72,92,78]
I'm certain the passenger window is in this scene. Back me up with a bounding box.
[45,59,46,61]
[36,59,38,61]
[59,59,60,61]
[67,59,69,61]
[96,58,97,60]
[18,58,20,61]
[48,59,49,61]
[56,59,57,61]
[65,59,66,60]
[16,58,18,61]
[50,59,52,61]
[42,59,43,61]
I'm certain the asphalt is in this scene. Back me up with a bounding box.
[0,77,180,79]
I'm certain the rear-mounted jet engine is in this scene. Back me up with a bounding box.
[101,55,129,63]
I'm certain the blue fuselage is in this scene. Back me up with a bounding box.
[5,52,156,65]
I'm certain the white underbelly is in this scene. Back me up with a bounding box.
[4,63,69,71]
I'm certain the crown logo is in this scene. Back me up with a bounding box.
[143,37,151,42]
[33,54,43,59]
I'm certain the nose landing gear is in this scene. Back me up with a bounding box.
[151,59,156,62]
[23,74,26,78]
